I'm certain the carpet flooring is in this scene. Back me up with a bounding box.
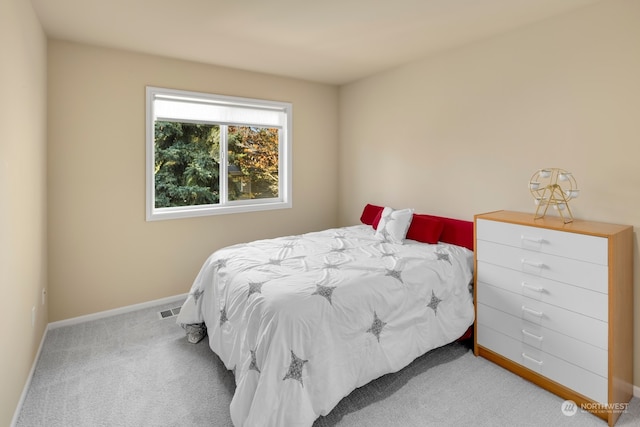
[16,300,640,426]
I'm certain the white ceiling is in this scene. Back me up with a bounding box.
[31,0,602,85]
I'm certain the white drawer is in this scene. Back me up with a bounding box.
[477,303,607,377]
[476,219,608,265]
[476,240,608,294]
[477,283,607,350]
[478,324,608,404]
[477,261,608,321]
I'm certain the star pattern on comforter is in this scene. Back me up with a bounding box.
[385,268,403,283]
[249,350,260,373]
[435,251,451,264]
[219,305,228,326]
[311,283,336,305]
[247,281,264,298]
[427,290,443,314]
[366,311,388,342]
[282,350,308,386]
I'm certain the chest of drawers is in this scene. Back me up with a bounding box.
[473,210,633,426]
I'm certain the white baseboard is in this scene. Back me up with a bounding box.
[48,293,188,329]
[635,385,640,399]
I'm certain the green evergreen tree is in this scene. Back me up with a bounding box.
[154,121,220,207]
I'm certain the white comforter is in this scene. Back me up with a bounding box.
[177,225,475,426]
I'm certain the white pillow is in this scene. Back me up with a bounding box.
[375,207,414,244]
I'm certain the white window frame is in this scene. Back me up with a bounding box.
[146,86,292,221]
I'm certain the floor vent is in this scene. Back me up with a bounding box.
[159,306,181,319]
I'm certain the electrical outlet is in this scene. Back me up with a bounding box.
[32,306,36,327]
[42,288,46,305]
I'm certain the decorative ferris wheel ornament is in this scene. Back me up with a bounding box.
[529,168,579,223]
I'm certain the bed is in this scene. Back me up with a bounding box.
[177,204,475,426]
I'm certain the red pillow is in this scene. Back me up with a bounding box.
[360,204,384,226]
[406,215,445,244]
[372,209,383,229]
[417,214,474,250]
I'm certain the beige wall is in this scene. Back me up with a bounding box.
[47,42,339,321]
[0,0,47,424]
[339,0,640,388]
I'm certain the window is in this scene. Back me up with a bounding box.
[146,87,292,220]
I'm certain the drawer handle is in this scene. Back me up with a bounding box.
[521,235,544,244]
[522,352,543,365]
[521,259,545,269]
[521,282,545,293]
[522,329,544,341]
[522,305,544,317]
